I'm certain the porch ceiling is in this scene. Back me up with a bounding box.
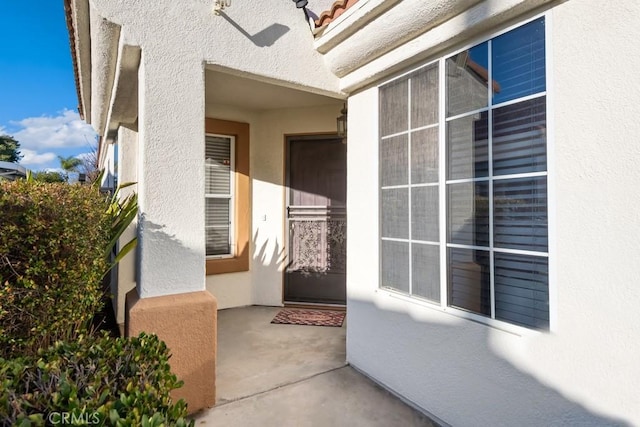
[205,70,343,111]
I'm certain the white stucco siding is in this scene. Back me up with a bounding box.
[546,0,640,420]
[115,125,138,327]
[82,0,343,300]
[135,55,207,298]
[88,0,340,103]
[205,103,343,309]
[322,0,555,94]
[346,1,640,425]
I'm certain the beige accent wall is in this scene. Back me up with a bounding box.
[126,289,217,413]
[204,102,343,309]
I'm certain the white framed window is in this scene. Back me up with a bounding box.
[205,134,235,258]
[379,16,549,330]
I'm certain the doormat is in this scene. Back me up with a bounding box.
[271,309,345,327]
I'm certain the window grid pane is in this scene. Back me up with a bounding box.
[412,243,440,302]
[493,177,548,252]
[444,17,548,329]
[411,127,439,184]
[411,64,439,127]
[205,197,231,256]
[492,96,547,176]
[380,79,408,136]
[206,135,232,195]
[381,240,410,293]
[379,18,547,330]
[446,42,489,117]
[447,112,489,180]
[491,18,546,105]
[448,247,491,316]
[381,188,409,239]
[447,181,489,247]
[380,64,441,302]
[380,134,409,186]
[494,252,549,329]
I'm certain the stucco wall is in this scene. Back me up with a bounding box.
[345,1,640,425]
[114,125,138,328]
[82,0,344,301]
[205,103,342,309]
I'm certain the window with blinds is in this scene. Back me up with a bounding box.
[205,134,234,257]
[379,17,549,330]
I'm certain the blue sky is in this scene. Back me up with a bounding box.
[0,2,96,171]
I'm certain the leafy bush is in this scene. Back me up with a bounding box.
[0,332,193,426]
[31,170,66,183]
[0,180,112,358]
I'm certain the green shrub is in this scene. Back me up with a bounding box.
[31,171,66,183]
[0,180,111,358]
[0,332,194,426]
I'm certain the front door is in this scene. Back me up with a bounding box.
[285,136,346,305]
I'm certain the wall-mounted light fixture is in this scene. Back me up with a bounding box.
[337,104,347,143]
[213,0,231,15]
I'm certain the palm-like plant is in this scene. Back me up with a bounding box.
[58,155,82,172]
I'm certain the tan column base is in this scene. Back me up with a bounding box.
[125,289,217,413]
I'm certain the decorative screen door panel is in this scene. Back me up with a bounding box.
[286,137,346,304]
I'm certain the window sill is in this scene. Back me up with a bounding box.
[379,287,545,337]
[206,254,248,275]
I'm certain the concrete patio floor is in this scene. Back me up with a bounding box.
[193,306,437,426]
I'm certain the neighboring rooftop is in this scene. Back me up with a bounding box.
[0,161,27,180]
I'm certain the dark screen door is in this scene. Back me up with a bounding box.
[285,137,346,304]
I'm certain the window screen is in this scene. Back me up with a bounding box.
[205,135,234,256]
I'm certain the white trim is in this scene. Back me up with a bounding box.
[445,171,548,185]
[407,77,413,295]
[544,11,557,332]
[444,92,547,123]
[380,122,440,140]
[382,237,439,246]
[382,182,440,190]
[445,106,489,123]
[488,37,496,319]
[491,91,547,110]
[438,56,447,309]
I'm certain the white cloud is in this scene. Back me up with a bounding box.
[11,109,97,151]
[19,149,58,167]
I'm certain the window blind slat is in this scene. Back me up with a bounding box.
[491,18,546,104]
[206,135,232,195]
[493,177,548,252]
[492,97,546,176]
[494,252,549,328]
[205,134,232,256]
[448,247,491,316]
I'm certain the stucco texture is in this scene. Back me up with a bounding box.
[345,1,640,425]
[126,289,218,413]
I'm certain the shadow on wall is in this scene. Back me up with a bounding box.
[219,13,290,47]
[252,228,288,269]
[346,297,629,427]
[135,216,205,292]
[249,228,288,306]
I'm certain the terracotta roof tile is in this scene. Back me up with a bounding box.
[315,0,359,28]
